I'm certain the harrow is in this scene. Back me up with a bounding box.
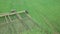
[0,10,41,34]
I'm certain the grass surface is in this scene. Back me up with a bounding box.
[0,0,60,34]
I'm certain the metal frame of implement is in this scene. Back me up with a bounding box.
[0,10,41,32]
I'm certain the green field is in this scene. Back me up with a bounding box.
[0,0,60,34]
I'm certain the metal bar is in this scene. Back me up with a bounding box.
[0,10,25,17]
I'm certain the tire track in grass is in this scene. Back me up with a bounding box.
[31,9,51,34]
[34,8,60,34]
[40,14,60,34]
[27,6,47,34]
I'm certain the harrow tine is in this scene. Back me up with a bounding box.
[5,16,8,23]
[7,15,12,22]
